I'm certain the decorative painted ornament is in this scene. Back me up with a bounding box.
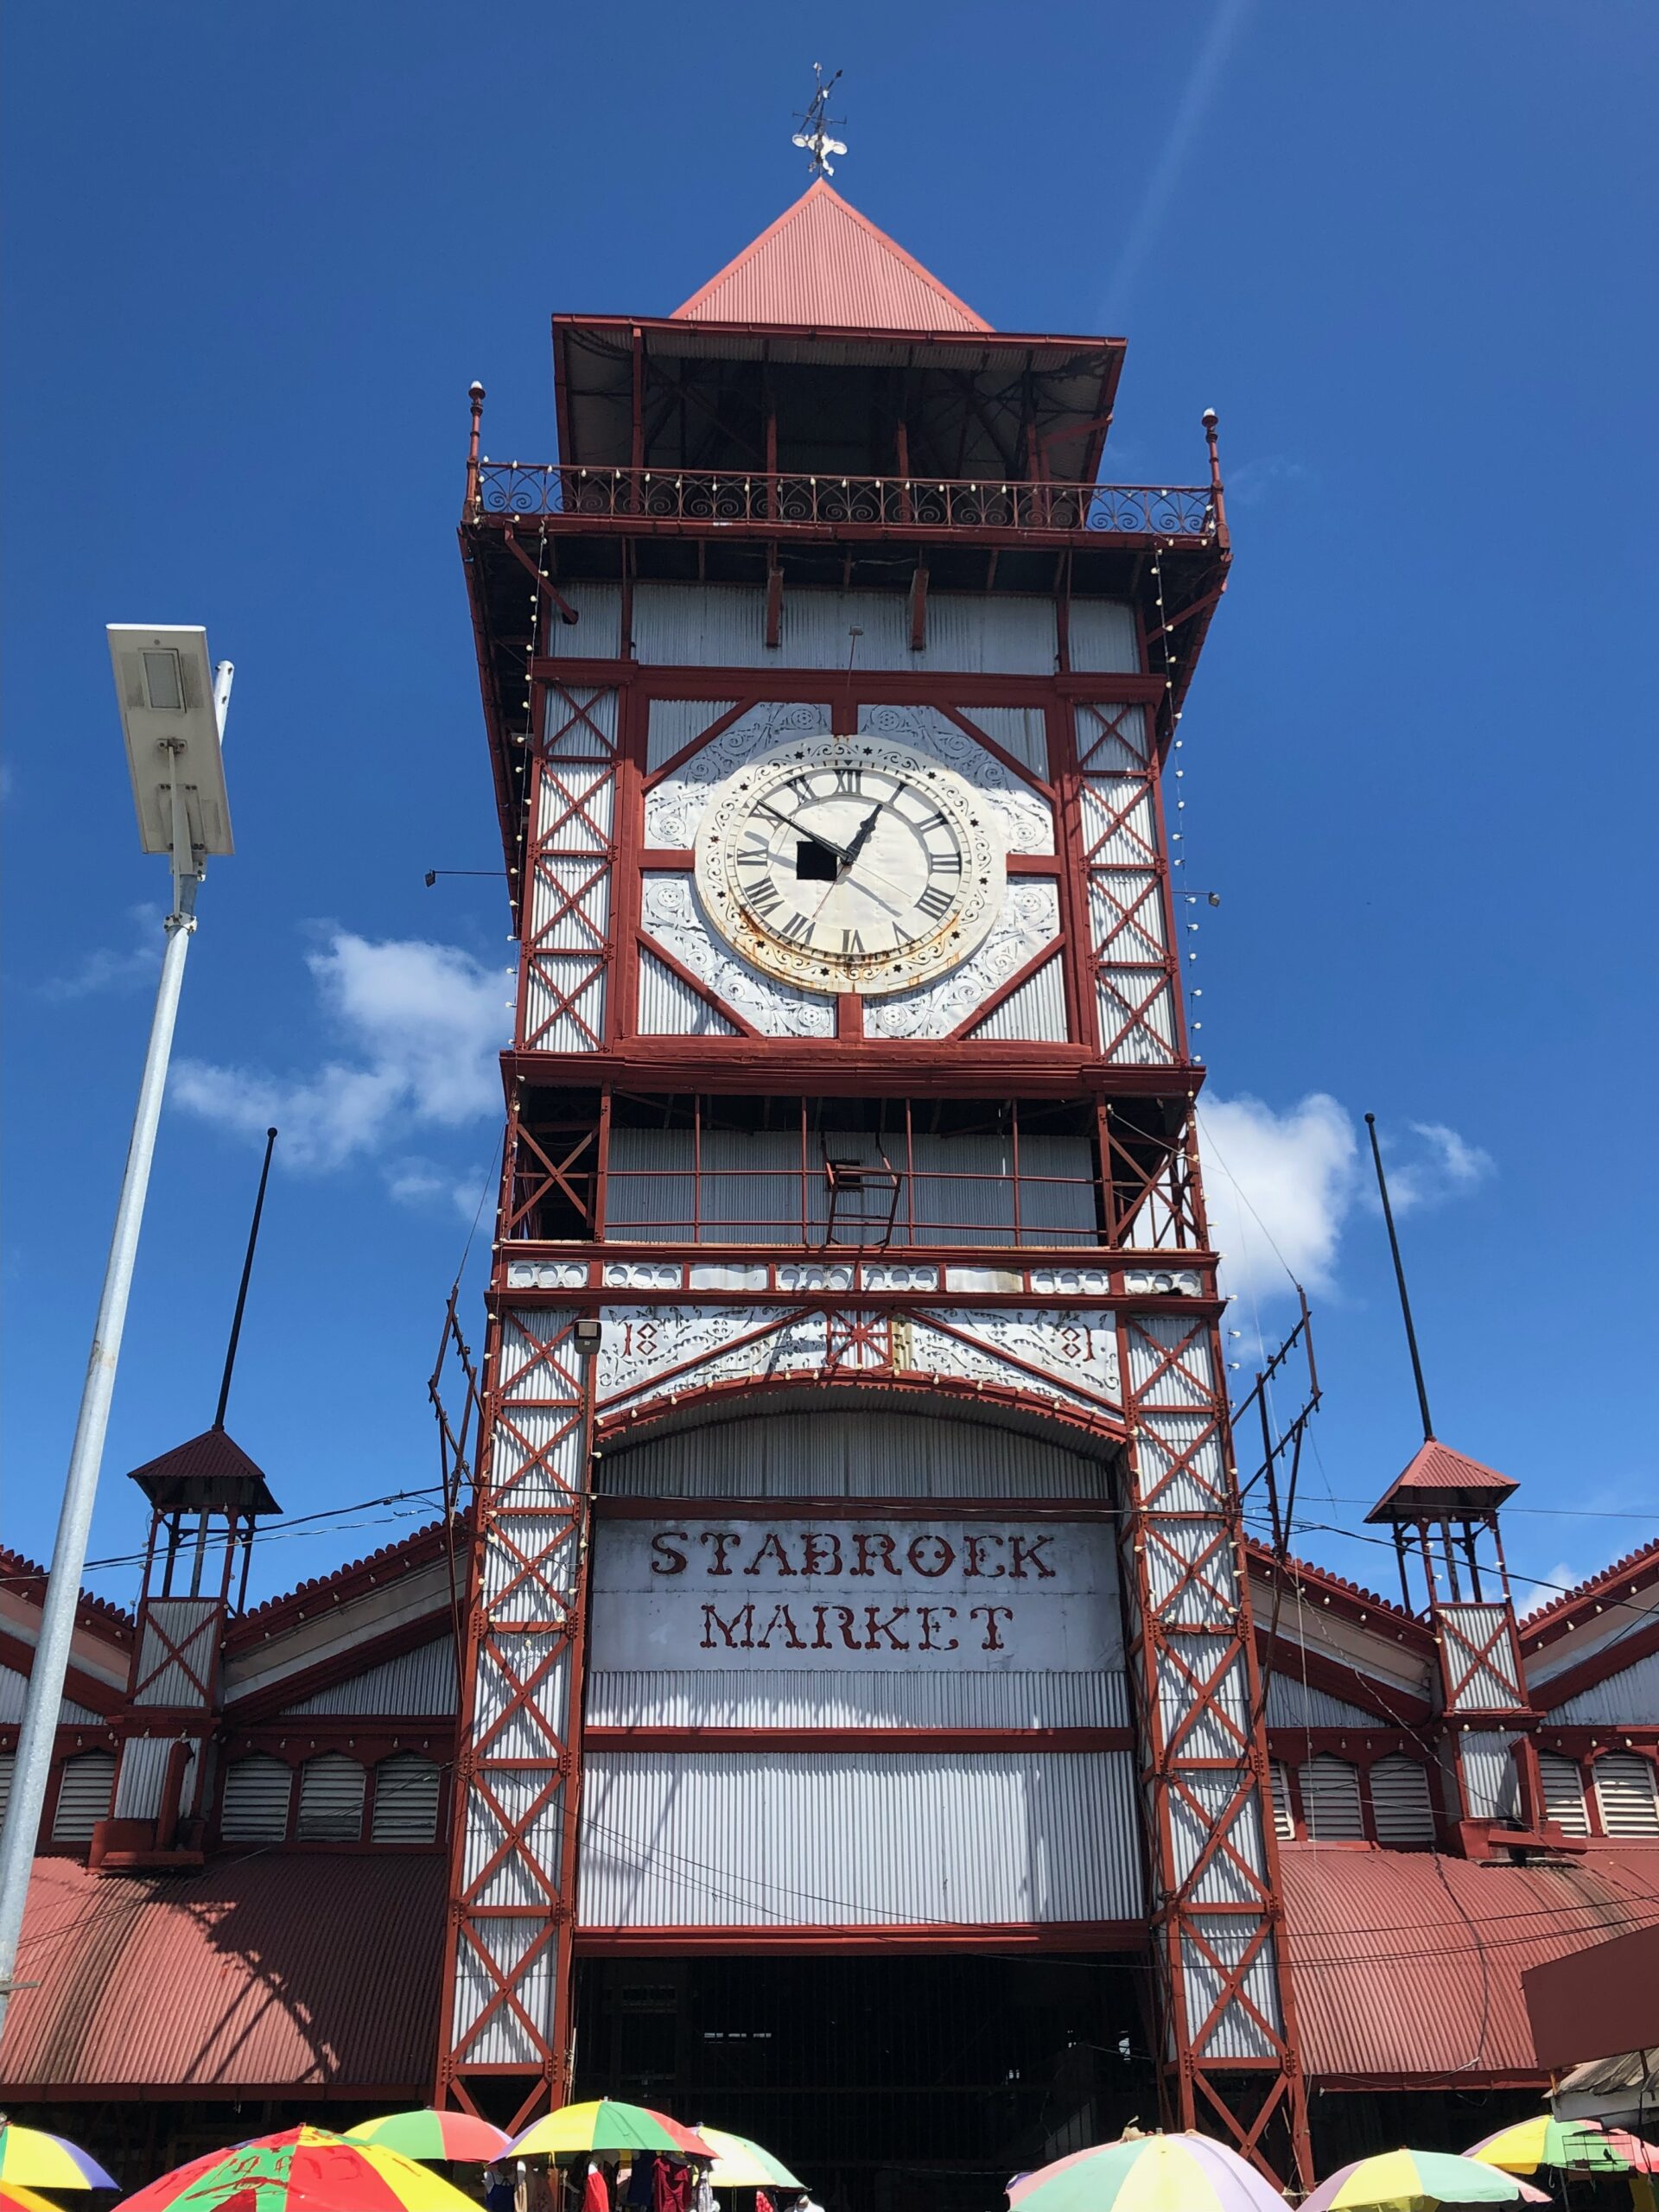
[693,735,1004,996]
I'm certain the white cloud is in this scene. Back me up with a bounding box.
[1196,1095,1497,1316]
[41,905,163,1001]
[173,931,508,1171]
[1197,1092,1357,1310]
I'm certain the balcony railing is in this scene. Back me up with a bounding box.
[471,461,1217,541]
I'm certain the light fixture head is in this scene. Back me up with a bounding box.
[107,625,233,860]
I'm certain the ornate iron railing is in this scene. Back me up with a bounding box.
[473,462,1217,539]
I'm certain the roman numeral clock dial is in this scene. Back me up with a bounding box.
[694,737,1005,995]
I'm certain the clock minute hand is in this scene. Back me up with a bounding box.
[754,799,856,868]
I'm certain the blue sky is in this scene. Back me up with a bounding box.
[3,2,1655,1615]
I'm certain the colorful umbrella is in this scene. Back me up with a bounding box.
[1468,2120,1659,2177]
[3,2187,74,2212]
[1302,2151,1534,2212]
[692,2131,802,2190]
[111,2127,481,2212]
[1007,2133,1287,2212]
[344,2116,513,2165]
[508,2107,714,2162]
[0,2132,117,2192]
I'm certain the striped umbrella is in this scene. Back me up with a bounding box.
[111,2126,481,2212]
[3,2188,75,2212]
[1301,2151,1536,2212]
[344,2116,513,2164]
[1468,2120,1659,2176]
[692,2131,802,2190]
[1007,2133,1287,2212]
[0,2133,117,2192]
[508,2107,714,2162]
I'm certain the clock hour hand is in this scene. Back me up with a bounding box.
[839,803,886,872]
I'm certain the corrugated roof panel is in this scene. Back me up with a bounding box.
[2,1853,445,2093]
[673,181,990,333]
[1280,1845,1659,2082]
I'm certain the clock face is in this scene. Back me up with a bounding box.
[694,736,1004,996]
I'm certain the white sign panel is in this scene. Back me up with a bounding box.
[589,1516,1122,1674]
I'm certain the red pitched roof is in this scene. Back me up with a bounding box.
[125,1425,280,1516]
[672,180,990,332]
[0,1853,445,2102]
[1366,1438,1518,1523]
[0,1547,134,1638]
[1281,1842,1659,2086]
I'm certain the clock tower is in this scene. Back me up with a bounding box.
[437,177,1312,2196]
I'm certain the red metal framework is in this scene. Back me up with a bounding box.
[1071,698,1186,1068]
[435,1300,596,2126]
[1115,1300,1313,2185]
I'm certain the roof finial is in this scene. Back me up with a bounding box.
[791,63,847,178]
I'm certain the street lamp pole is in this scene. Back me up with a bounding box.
[0,632,236,2041]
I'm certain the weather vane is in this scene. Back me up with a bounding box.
[791,63,847,177]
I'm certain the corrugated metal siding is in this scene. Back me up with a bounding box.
[1181,1914,1281,2057]
[221,1753,294,1841]
[638,949,737,1036]
[646,698,740,772]
[450,1916,557,2066]
[1460,1732,1522,1821]
[296,1753,366,1840]
[967,958,1069,1042]
[0,1663,102,1727]
[1264,1675,1377,1728]
[1280,1843,1659,2080]
[598,1408,1109,1499]
[1440,1600,1524,1709]
[1,1851,446,2090]
[957,705,1051,775]
[544,582,622,658]
[585,1666,1129,1729]
[1538,1751,1590,1835]
[286,1637,457,1717]
[1554,1644,1659,1724]
[577,1750,1143,1927]
[371,1753,442,1842]
[630,584,1058,673]
[114,1734,175,1819]
[1067,601,1139,673]
[1299,1756,1364,1840]
[134,1598,220,1707]
[51,1751,115,1840]
[1369,1754,1436,1844]
[1594,1753,1659,1837]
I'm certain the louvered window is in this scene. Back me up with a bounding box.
[296,1753,366,1840]
[1299,1755,1364,1840]
[1268,1760,1294,1840]
[371,1753,442,1842]
[220,1754,294,1841]
[52,1750,116,1841]
[0,1751,13,1827]
[1369,1755,1436,1844]
[1593,1753,1659,1838]
[1537,1752,1590,1836]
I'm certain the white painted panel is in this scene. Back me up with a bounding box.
[52,1751,115,1840]
[646,699,739,772]
[1182,1914,1282,2057]
[544,582,621,658]
[597,1408,1111,1500]
[1553,1644,1659,1725]
[1369,1754,1436,1843]
[967,957,1069,1042]
[1537,1751,1590,1834]
[286,1636,457,1716]
[585,1666,1129,1729]
[296,1752,366,1840]
[631,584,1058,674]
[451,1916,555,2064]
[1262,1675,1376,1728]
[1067,601,1139,673]
[578,1750,1142,1926]
[637,949,737,1036]
[1440,1601,1523,1710]
[0,1664,102,1728]
[134,1599,220,1708]
[1459,1731,1521,1820]
[114,1734,174,1818]
[589,1516,1122,1678]
[956,705,1052,776]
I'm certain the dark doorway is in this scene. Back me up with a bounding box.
[574,1951,1154,2212]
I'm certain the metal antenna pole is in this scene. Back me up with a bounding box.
[0,662,232,2037]
[214,1126,278,1428]
[1364,1111,1434,1443]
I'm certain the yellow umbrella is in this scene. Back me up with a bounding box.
[692,2132,802,2191]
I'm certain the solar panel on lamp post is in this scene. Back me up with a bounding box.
[0,628,234,2034]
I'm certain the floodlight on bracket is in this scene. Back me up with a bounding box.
[107,626,234,920]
